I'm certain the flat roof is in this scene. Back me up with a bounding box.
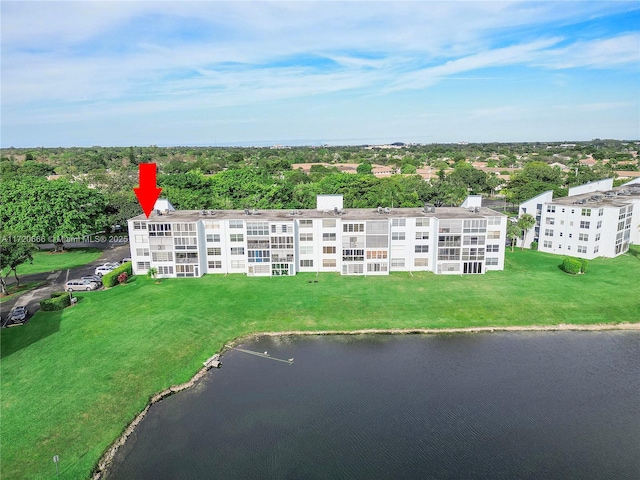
[130,206,505,223]
[549,183,640,208]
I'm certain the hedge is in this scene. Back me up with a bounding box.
[580,258,588,273]
[40,293,71,311]
[561,257,582,275]
[102,262,132,288]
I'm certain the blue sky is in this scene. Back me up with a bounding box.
[1,1,639,147]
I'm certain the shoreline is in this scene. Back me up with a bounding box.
[92,322,639,479]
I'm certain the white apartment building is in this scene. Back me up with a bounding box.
[127,195,507,278]
[518,179,640,259]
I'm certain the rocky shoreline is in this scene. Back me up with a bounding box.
[92,322,639,479]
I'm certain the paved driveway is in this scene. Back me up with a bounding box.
[1,243,131,326]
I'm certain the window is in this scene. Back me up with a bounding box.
[157,266,174,275]
[299,233,313,242]
[230,247,245,255]
[544,229,554,236]
[579,233,588,242]
[414,258,428,267]
[581,208,591,217]
[230,233,244,242]
[343,223,364,232]
[174,237,198,249]
[597,221,602,229]
[206,234,220,243]
[598,208,604,217]
[137,261,151,269]
[391,258,405,267]
[595,233,600,242]
[148,223,172,236]
[322,219,336,228]
[415,218,430,227]
[367,263,388,272]
[594,246,599,254]
[323,233,336,241]
[207,247,222,256]
[366,250,387,259]
[546,206,556,213]
[323,246,336,254]
[134,235,145,243]
[391,232,405,241]
[415,231,429,240]
[299,246,313,254]
[438,248,461,261]
[415,245,429,253]
[344,264,364,274]
[248,250,270,263]
[463,219,487,233]
[246,222,269,236]
[300,259,313,267]
[546,218,555,225]
[391,219,406,227]
[580,221,590,229]
[230,260,245,268]
[229,220,243,229]
[543,241,552,248]
[463,236,485,246]
[204,220,219,229]
[342,249,364,261]
[299,219,313,227]
[208,261,222,269]
[577,245,587,253]
[366,235,388,248]
[569,233,572,238]
[152,252,173,262]
[136,248,149,257]
[487,230,501,239]
[559,232,563,237]
[488,217,501,225]
[133,221,147,230]
[486,245,499,252]
[486,258,499,266]
[323,259,336,267]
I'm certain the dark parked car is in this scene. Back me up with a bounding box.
[9,305,29,323]
[81,275,103,285]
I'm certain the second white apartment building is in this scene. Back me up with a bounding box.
[518,179,640,259]
[128,195,507,278]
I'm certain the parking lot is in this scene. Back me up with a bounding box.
[1,243,131,327]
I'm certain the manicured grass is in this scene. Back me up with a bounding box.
[1,248,103,277]
[0,281,45,303]
[1,249,639,479]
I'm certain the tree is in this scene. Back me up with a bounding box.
[0,178,107,252]
[506,220,521,252]
[517,213,537,250]
[0,233,39,295]
[356,162,373,175]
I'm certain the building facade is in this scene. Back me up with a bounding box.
[127,196,507,278]
[518,179,640,259]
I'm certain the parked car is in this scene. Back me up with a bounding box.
[94,264,117,276]
[9,305,29,322]
[121,257,132,264]
[81,275,103,284]
[66,279,99,292]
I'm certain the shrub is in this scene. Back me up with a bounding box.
[118,272,128,284]
[40,293,71,311]
[580,258,588,274]
[102,262,132,288]
[561,257,582,275]
[530,241,538,251]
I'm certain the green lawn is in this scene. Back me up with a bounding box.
[1,249,639,479]
[1,248,103,277]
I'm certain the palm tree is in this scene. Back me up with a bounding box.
[517,213,537,250]
[507,220,521,252]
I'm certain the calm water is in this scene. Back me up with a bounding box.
[105,332,640,480]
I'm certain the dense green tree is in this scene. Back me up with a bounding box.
[356,162,373,175]
[0,178,107,251]
[0,232,39,294]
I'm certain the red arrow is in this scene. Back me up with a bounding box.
[134,163,163,218]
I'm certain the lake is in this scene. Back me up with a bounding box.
[105,332,640,479]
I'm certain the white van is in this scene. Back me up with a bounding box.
[66,279,99,292]
[94,264,117,276]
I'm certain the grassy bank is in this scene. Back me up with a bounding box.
[1,247,103,277]
[1,249,639,479]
